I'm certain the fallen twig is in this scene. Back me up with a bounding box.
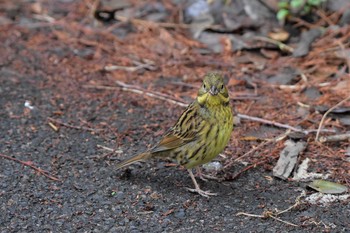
[237,114,334,135]
[96,144,123,153]
[224,131,289,169]
[0,153,60,181]
[47,117,102,133]
[228,160,268,180]
[315,95,350,142]
[224,131,289,179]
[90,145,123,160]
[83,82,188,107]
[289,16,317,29]
[48,121,59,131]
[278,73,308,91]
[237,191,306,227]
[104,59,157,72]
[115,80,188,107]
[104,64,150,72]
[319,133,350,143]
[115,15,192,29]
[315,9,335,26]
[237,211,298,226]
[254,36,294,53]
[32,14,56,23]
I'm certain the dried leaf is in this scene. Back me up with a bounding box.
[190,14,214,39]
[308,180,348,194]
[293,28,324,57]
[268,30,289,42]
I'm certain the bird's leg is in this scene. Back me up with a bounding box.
[186,169,217,198]
[196,167,220,182]
[195,167,208,182]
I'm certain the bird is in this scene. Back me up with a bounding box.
[116,73,233,197]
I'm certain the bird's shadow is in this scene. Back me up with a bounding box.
[114,160,237,196]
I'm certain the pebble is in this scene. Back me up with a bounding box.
[175,209,186,219]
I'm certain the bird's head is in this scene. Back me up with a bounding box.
[197,73,230,107]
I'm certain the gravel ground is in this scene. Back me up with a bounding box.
[1,1,349,232]
[1,63,349,232]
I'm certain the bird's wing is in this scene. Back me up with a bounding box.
[150,103,201,153]
[150,128,197,153]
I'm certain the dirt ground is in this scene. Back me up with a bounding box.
[1,0,349,232]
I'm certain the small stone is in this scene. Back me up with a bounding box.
[175,209,185,219]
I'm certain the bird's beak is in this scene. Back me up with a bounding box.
[209,86,218,96]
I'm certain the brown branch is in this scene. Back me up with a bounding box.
[319,133,350,143]
[237,114,335,135]
[0,153,60,181]
[228,160,268,180]
[115,80,188,106]
[83,82,188,107]
[315,9,335,26]
[315,95,350,142]
[289,16,318,29]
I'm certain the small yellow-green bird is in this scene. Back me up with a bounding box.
[116,73,233,197]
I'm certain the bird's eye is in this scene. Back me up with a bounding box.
[203,84,206,89]
[221,84,224,90]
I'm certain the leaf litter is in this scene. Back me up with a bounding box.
[0,0,350,231]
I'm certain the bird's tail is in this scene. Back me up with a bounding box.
[116,152,151,170]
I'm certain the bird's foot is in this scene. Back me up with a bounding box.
[187,169,218,198]
[186,187,218,198]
